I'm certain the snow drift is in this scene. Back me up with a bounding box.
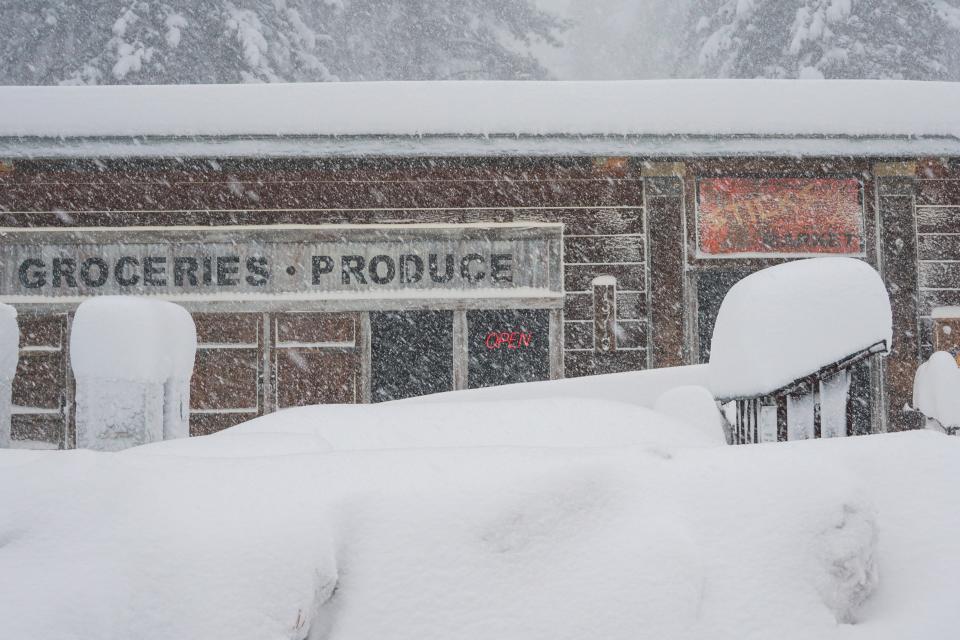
[2,399,959,639]
[709,258,891,399]
[913,351,960,431]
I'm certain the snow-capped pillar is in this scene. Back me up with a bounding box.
[642,162,686,369]
[161,304,197,441]
[592,276,617,353]
[71,297,173,452]
[875,162,920,432]
[0,304,19,448]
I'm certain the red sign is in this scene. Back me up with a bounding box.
[485,331,533,350]
[697,178,863,256]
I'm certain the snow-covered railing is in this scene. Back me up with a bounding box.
[724,341,887,444]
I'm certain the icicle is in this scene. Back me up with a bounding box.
[787,392,815,440]
[820,370,851,438]
[758,404,778,443]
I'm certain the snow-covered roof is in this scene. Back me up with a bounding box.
[1,80,959,158]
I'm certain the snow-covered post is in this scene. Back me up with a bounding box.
[161,304,197,441]
[71,297,187,451]
[592,275,617,353]
[0,304,19,448]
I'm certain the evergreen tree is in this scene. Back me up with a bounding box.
[685,0,960,80]
[0,0,563,85]
[329,0,565,80]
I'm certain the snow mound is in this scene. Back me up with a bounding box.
[913,351,960,429]
[71,296,196,383]
[4,429,958,639]
[0,303,18,381]
[654,385,728,445]
[227,397,720,451]
[709,258,891,399]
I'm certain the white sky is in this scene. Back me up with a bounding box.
[533,0,692,80]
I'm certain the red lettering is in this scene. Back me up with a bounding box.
[519,333,531,347]
[485,332,499,349]
[485,330,534,350]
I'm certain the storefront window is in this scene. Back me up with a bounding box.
[467,309,550,389]
[371,310,453,402]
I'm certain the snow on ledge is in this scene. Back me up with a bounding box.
[709,258,892,400]
[0,80,957,140]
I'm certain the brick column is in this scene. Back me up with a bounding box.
[875,162,921,432]
[642,163,687,369]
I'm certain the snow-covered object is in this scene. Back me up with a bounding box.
[70,297,196,451]
[160,303,197,441]
[709,258,891,399]
[653,385,728,445]
[0,304,18,449]
[913,351,960,430]
[4,419,958,638]
[0,80,958,140]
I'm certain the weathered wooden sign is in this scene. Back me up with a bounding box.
[0,224,564,299]
[697,178,864,257]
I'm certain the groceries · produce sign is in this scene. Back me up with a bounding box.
[697,178,864,257]
[0,224,563,298]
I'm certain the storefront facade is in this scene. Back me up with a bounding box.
[1,149,958,448]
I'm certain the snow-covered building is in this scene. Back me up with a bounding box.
[0,79,958,447]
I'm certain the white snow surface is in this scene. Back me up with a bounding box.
[1,80,958,139]
[913,351,960,429]
[0,303,18,381]
[70,297,196,383]
[709,258,892,399]
[1,402,959,639]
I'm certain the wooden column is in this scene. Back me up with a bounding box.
[642,163,687,369]
[875,162,921,432]
[592,276,618,353]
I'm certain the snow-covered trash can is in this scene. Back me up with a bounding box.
[0,304,19,448]
[709,258,892,444]
[70,297,196,451]
[912,351,960,435]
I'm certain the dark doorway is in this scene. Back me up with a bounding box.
[370,310,453,402]
[467,309,550,389]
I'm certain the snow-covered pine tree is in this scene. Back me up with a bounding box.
[685,0,960,80]
[0,0,339,85]
[0,0,563,84]
[328,0,565,80]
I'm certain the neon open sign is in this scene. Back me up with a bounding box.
[485,331,533,350]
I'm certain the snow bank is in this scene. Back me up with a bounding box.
[0,304,18,449]
[226,396,718,452]
[913,351,960,430]
[0,80,958,139]
[654,385,728,445]
[70,297,196,450]
[2,427,958,639]
[412,364,711,409]
[709,258,891,399]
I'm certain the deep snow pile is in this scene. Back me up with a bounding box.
[1,396,959,639]
[913,351,960,430]
[709,258,892,399]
